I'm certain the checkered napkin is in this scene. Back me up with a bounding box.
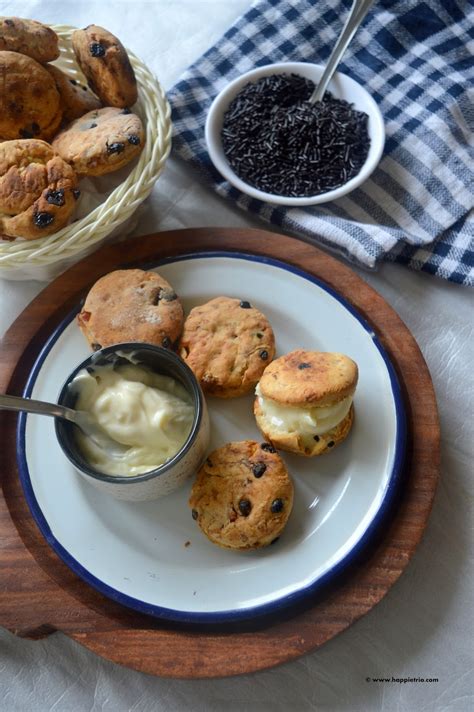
[169,0,474,285]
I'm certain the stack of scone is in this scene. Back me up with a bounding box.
[0,17,144,240]
[77,268,359,552]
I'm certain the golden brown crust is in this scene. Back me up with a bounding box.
[51,107,144,176]
[0,51,62,141]
[189,440,294,550]
[77,269,184,350]
[179,296,275,398]
[72,25,137,108]
[0,17,59,63]
[254,400,355,456]
[0,139,78,240]
[258,350,358,407]
[45,64,102,123]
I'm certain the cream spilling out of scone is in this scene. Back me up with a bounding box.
[254,350,358,457]
[70,362,195,476]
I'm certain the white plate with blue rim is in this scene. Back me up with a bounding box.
[17,252,406,623]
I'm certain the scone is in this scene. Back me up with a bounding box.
[52,107,144,176]
[0,51,62,140]
[189,440,294,550]
[45,64,102,123]
[0,17,59,62]
[0,139,79,240]
[254,350,358,456]
[72,25,137,108]
[179,296,275,398]
[77,269,184,351]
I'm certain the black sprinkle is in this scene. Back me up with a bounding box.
[252,462,266,478]
[161,336,171,349]
[70,78,77,86]
[191,509,198,520]
[90,42,105,57]
[89,122,98,128]
[238,499,251,516]
[91,343,102,352]
[221,73,370,198]
[73,188,81,200]
[261,442,276,453]
[313,435,320,442]
[298,362,311,370]
[162,290,177,302]
[122,107,132,115]
[240,300,251,309]
[327,441,335,448]
[45,189,65,206]
[33,211,54,228]
[107,142,125,155]
[259,350,269,360]
[256,332,263,339]
[271,498,284,514]
[128,134,141,145]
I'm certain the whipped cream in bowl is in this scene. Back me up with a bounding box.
[55,343,210,501]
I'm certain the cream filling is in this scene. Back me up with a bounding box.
[71,363,195,476]
[255,384,352,445]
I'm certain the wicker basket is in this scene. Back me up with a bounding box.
[0,25,172,281]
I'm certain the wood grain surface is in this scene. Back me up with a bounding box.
[0,228,440,678]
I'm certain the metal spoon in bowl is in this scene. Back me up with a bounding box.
[309,0,375,104]
[0,393,128,458]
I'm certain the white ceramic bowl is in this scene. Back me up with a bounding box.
[55,343,210,501]
[205,62,385,206]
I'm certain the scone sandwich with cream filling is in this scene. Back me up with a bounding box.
[254,350,358,456]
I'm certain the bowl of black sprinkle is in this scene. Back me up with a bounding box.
[205,62,384,206]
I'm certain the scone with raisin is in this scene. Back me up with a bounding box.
[254,350,358,456]
[179,297,275,398]
[45,64,102,123]
[0,17,59,62]
[0,139,78,240]
[77,269,184,351]
[0,51,62,141]
[189,440,294,550]
[52,107,143,176]
[72,24,137,108]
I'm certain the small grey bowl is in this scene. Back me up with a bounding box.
[55,343,210,502]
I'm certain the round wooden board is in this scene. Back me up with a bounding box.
[0,228,439,678]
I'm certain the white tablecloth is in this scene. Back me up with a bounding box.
[0,2,472,710]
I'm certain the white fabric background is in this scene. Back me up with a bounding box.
[0,2,472,710]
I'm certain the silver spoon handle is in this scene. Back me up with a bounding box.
[309,0,375,104]
[0,393,76,422]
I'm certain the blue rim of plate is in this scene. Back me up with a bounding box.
[16,251,407,624]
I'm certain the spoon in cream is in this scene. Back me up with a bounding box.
[0,393,128,457]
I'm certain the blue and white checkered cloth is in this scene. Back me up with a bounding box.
[169,0,474,285]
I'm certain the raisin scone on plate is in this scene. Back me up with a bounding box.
[77,269,185,351]
[179,296,275,398]
[254,350,358,456]
[189,440,294,550]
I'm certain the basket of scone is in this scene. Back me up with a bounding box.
[63,267,359,553]
[0,18,171,280]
